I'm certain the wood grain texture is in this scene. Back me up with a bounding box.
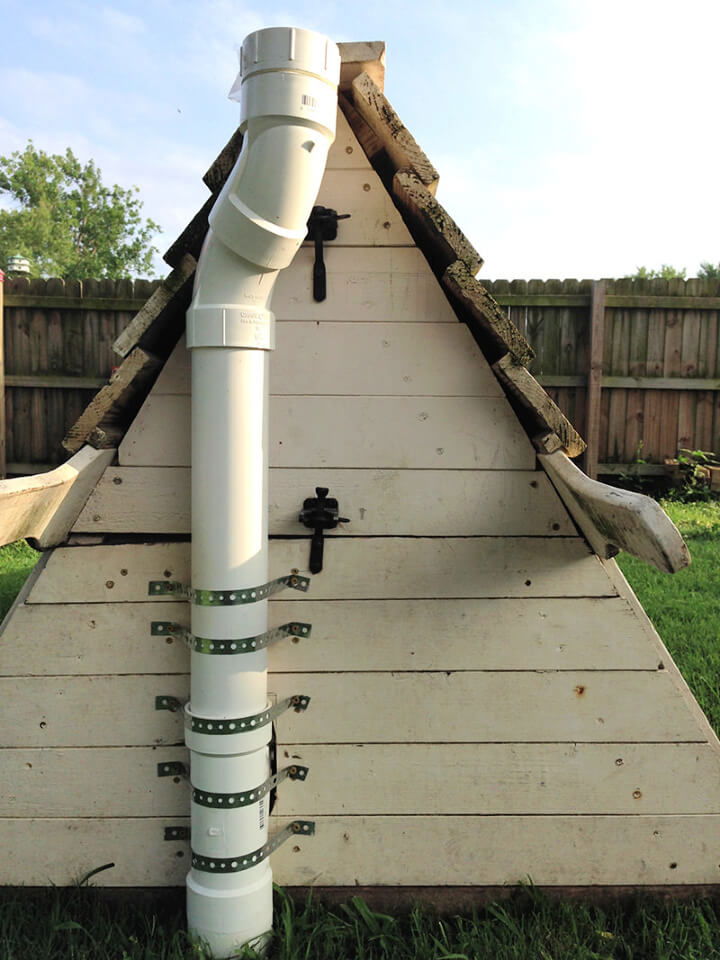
[443,260,534,366]
[1,815,718,886]
[118,395,536,468]
[0,596,661,676]
[493,354,587,458]
[0,670,704,747]
[62,348,162,454]
[150,324,503,397]
[392,169,483,275]
[4,743,719,817]
[272,247,459,322]
[25,538,614,604]
[338,40,386,92]
[540,449,690,573]
[73,467,572,536]
[326,109,374,170]
[313,168,414,245]
[350,72,439,191]
[112,255,196,359]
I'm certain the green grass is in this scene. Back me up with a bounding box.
[617,499,720,733]
[1,886,719,960]
[0,539,39,621]
[0,503,719,958]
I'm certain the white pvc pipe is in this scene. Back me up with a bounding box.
[184,27,339,957]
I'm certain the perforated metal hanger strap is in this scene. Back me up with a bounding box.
[185,695,310,735]
[191,821,315,873]
[148,573,310,604]
[150,621,312,653]
[192,765,308,808]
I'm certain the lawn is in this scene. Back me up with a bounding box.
[1,501,719,959]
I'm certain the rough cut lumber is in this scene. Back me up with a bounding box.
[164,195,215,268]
[338,41,386,92]
[150,324,503,397]
[349,72,439,193]
[0,596,663,676]
[25,539,614,605]
[2,814,719,886]
[493,354,587,458]
[392,169,483,275]
[0,670,703,747]
[62,348,162,455]
[0,446,113,549]
[4,742,720,817]
[119,395,536,469]
[443,260,534,366]
[202,127,243,192]
[113,254,196,358]
[541,450,690,574]
[73,467,572,537]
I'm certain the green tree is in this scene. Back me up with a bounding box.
[698,262,720,279]
[629,264,687,280]
[0,141,160,279]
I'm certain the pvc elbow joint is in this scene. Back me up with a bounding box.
[186,28,340,353]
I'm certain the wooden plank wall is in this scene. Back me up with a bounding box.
[493,277,720,469]
[2,110,720,890]
[2,277,158,473]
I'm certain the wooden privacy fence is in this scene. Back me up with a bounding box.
[2,275,720,477]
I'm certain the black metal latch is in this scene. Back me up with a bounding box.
[299,486,349,574]
[305,206,351,302]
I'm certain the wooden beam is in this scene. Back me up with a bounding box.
[349,72,439,193]
[442,260,534,366]
[538,375,720,390]
[492,354,586,458]
[62,348,162,455]
[338,41,386,92]
[392,169,483,276]
[585,280,606,479]
[5,376,106,390]
[202,128,243,192]
[113,254,196,358]
[540,448,690,574]
[0,446,114,549]
[3,295,149,310]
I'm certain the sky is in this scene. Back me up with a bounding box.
[1,0,719,280]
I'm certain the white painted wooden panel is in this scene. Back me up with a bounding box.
[118,396,536,469]
[4,743,720,817]
[0,671,703,747]
[0,597,660,677]
[310,168,413,245]
[26,539,613,604]
[1,815,718,886]
[73,468,573,536]
[326,108,373,169]
[152,325,502,397]
[272,247,458,323]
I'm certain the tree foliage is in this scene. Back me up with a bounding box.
[629,264,687,280]
[0,142,160,279]
[698,262,720,279]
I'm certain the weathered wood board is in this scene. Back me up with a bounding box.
[312,168,414,246]
[25,539,613,604]
[4,743,720,817]
[0,597,663,676]
[151,324,503,397]
[1,815,718,886]
[118,396,536,468]
[73,468,573,536]
[0,671,702,747]
[271,247,458,323]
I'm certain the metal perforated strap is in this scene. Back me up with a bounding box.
[148,574,310,604]
[185,695,310,735]
[191,821,315,873]
[150,621,312,653]
[192,765,308,808]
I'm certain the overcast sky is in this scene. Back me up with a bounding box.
[1,0,718,279]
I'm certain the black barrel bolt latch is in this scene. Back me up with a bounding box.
[305,206,351,302]
[298,487,349,574]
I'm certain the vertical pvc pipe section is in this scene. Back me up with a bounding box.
[184,28,339,957]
